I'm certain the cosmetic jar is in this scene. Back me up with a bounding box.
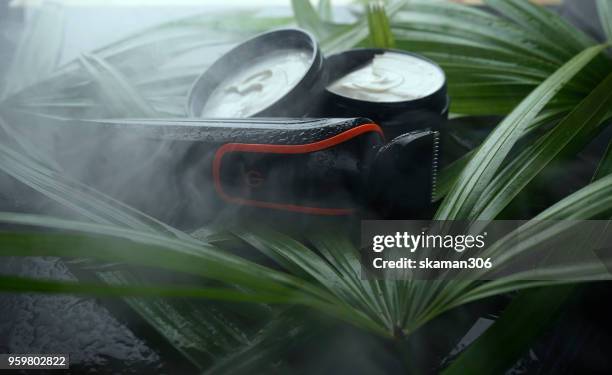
[321,48,449,139]
[187,28,327,118]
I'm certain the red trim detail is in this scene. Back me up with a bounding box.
[212,123,383,215]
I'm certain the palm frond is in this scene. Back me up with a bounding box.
[0,3,64,99]
[4,10,291,118]
[0,274,267,302]
[435,45,606,221]
[597,0,612,41]
[471,72,612,220]
[367,2,395,48]
[0,212,386,336]
[441,285,574,375]
[392,0,606,115]
[485,0,595,53]
[594,139,612,180]
[79,53,157,117]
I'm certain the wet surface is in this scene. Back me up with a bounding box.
[0,257,167,373]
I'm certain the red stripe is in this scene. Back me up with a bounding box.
[212,123,383,215]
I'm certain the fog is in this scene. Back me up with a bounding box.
[0,3,281,228]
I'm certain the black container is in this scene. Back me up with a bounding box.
[320,48,449,139]
[187,28,327,118]
[6,109,385,226]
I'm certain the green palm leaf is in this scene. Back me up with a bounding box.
[0,274,270,302]
[443,168,612,374]
[471,72,612,220]
[392,0,605,115]
[594,140,612,180]
[79,53,158,117]
[0,212,385,335]
[598,0,612,41]
[442,285,573,375]
[435,45,606,221]
[485,0,595,53]
[367,2,395,48]
[0,4,64,99]
[236,226,393,334]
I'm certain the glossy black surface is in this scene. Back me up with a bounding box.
[187,28,327,118]
[319,48,450,140]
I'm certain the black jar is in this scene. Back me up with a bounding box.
[319,48,449,139]
[187,28,327,118]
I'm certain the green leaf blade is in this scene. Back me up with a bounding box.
[367,1,395,49]
[597,0,612,41]
[442,286,573,375]
[486,0,595,53]
[1,4,64,99]
[594,139,612,181]
[435,44,606,221]
[472,72,612,220]
[79,53,157,117]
